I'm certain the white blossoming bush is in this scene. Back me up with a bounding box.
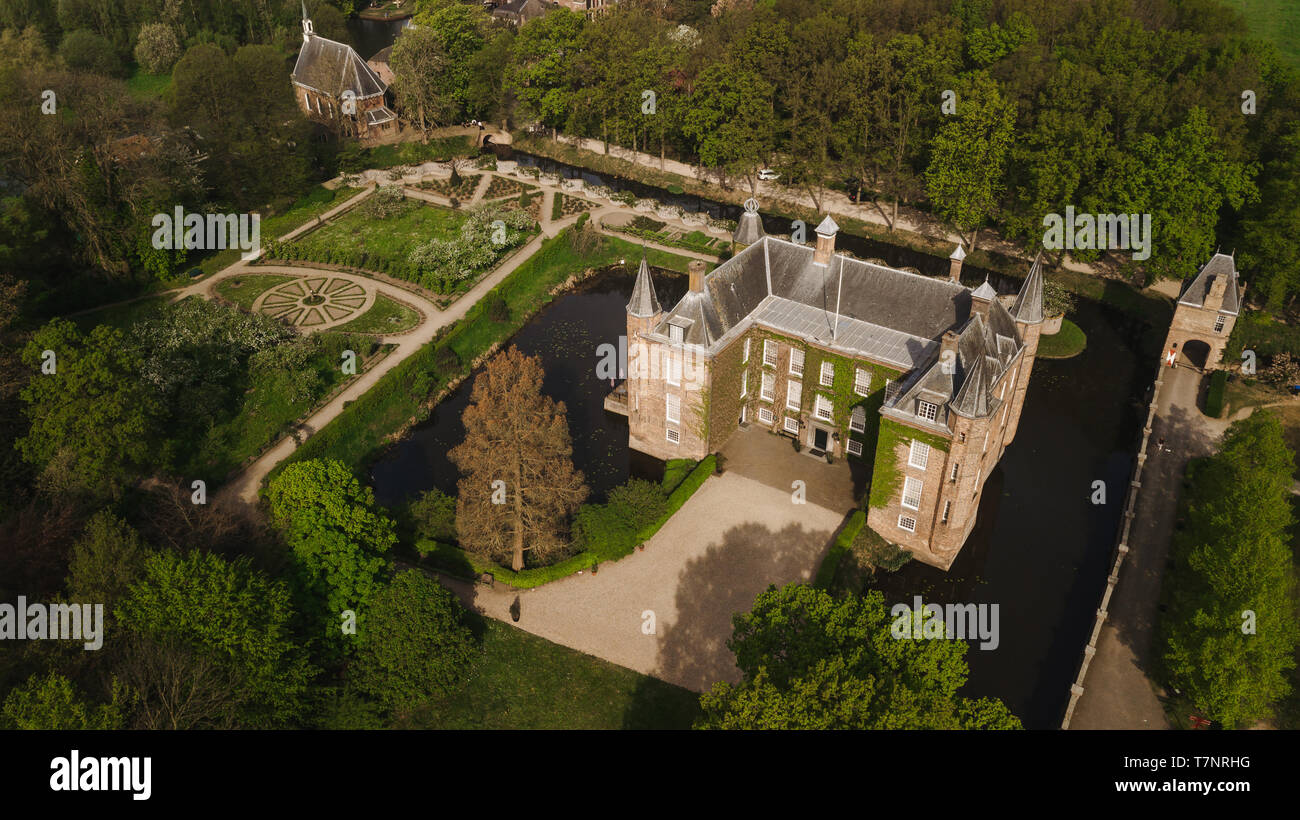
[407,206,535,293]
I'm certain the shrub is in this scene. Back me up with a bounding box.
[1043,279,1076,317]
[433,344,460,376]
[485,292,509,323]
[407,487,457,544]
[573,479,667,561]
[60,30,124,77]
[134,23,180,74]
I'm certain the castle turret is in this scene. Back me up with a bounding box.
[949,243,966,282]
[733,198,765,251]
[1003,252,1044,445]
[301,0,315,41]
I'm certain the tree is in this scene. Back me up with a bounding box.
[448,346,588,571]
[59,29,125,77]
[67,510,149,612]
[415,1,491,119]
[698,584,1021,729]
[1159,411,1299,727]
[351,570,477,713]
[134,23,181,74]
[16,320,163,499]
[2,672,123,730]
[682,57,776,194]
[408,487,457,544]
[924,70,1016,251]
[1240,125,1300,310]
[115,549,316,729]
[504,8,586,135]
[389,25,458,138]
[266,459,397,624]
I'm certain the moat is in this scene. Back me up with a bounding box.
[368,258,1150,728]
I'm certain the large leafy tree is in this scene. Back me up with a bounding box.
[16,319,163,499]
[266,458,397,626]
[1239,124,1300,310]
[351,570,477,713]
[1159,411,1299,728]
[924,70,1017,251]
[682,56,776,194]
[448,345,588,571]
[698,584,1021,730]
[389,24,458,138]
[115,549,316,729]
[2,672,124,730]
[504,8,586,136]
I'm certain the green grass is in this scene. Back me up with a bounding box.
[213,274,297,310]
[331,293,421,335]
[1205,370,1228,418]
[341,137,476,172]
[1036,319,1088,358]
[126,69,171,100]
[1222,0,1300,68]
[305,199,466,270]
[194,185,365,277]
[814,510,866,589]
[401,618,701,729]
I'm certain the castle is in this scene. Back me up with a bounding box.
[621,204,1044,570]
[290,5,397,145]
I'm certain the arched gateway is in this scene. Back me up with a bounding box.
[1161,253,1244,371]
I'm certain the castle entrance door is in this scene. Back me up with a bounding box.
[811,426,830,453]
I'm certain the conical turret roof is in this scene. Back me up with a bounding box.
[626,256,661,318]
[1011,252,1044,323]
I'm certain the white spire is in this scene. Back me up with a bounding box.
[302,1,314,40]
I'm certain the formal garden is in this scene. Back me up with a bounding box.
[261,186,537,294]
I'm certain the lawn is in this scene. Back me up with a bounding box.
[194,185,365,277]
[70,294,170,333]
[332,293,421,335]
[401,617,701,729]
[213,274,298,310]
[126,69,171,100]
[1222,0,1300,68]
[341,136,477,172]
[1036,319,1087,358]
[305,198,466,270]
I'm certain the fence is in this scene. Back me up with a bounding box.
[1060,362,1166,729]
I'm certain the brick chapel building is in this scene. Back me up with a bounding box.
[290,5,397,144]
[621,206,1044,570]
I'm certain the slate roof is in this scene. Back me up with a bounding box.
[626,256,661,318]
[292,34,387,100]
[1178,253,1240,315]
[733,210,765,246]
[370,46,393,65]
[1010,252,1044,323]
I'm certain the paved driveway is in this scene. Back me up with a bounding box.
[445,471,846,692]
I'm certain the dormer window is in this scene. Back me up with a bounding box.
[668,323,685,344]
[917,401,938,422]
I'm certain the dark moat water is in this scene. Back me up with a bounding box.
[368,255,1150,727]
[344,16,410,60]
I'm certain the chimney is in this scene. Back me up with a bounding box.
[940,330,960,372]
[970,279,997,320]
[688,259,706,293]
[949,243,966,282]
[813,215,839,266]
[1205,274,1228,312]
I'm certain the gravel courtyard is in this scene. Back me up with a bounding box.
[447,471,847,692]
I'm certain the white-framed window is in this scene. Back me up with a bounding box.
[763,339,777,367]
[1214,314,1226,333]
[743,337,751,363]
[917,401,938,422]
[666,394,680,424]
[814,394,833,421]
[854,368,871,396]
[740,404,747,424]
[847,439,863,457]
[666,428,680,444]
[740,370,748,397]
[902,477,923,510]
[884,378,899,403]
[908,440,930,470]
[849,405,866,433]
[786,380,802,411]
[959,432,967,443]
[820,361,834,387]
[950,463,959,482]
[669,324,684,344]
[941,500,951,524]
[783,417,799,434]
[898,515,917,533]
[759,407,774,424]
[982,431,989,453]
[974,468,981,496]
[665,351,680,386]
[999,379,1006,399]
[760,372,775,402]
[789,348,805,377]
